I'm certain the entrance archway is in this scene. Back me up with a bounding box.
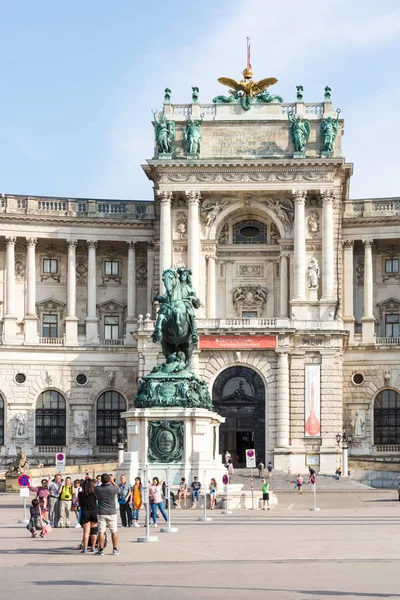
[212,366,265,466]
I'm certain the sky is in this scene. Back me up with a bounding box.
[0,0,399,201]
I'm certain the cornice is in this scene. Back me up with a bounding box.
[0,215,154,229]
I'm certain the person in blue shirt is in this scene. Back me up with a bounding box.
[191,477,202,508]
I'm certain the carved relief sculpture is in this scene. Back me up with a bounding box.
[218,223,229,245]
[307,212,320,237]
[265,198,294,232]
[232,285,268,312]
[14,412,27,438]
[174,212,187,239]
[270,223,280,244]
[351,410,365,437]
[201,198,228,232]
[74,411,89,439]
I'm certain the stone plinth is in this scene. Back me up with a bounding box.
[116,407,226,485]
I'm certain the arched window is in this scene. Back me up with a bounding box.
[233,220,266,244]
[36,390,66,446]
[0,395,4,445]
[96,391,127,446]
[374,389,400,445]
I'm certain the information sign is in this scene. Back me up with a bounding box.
[19,488,29,497]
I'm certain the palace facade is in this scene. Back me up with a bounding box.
[1,85,399,475]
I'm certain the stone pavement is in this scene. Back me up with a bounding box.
[1,491,400,599]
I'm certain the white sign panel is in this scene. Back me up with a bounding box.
[55,452,66,470]
[19,488,30,497]
[245,449,256,468]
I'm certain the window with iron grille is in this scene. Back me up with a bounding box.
[104,316,119,339]
[233,220,266,244]
[0,395,4,445]
[43,314,58,338]
[36,390,66,446]
[96,391,127,446]
[374,389,400,445]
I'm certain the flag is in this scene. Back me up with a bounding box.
[247,37,252,70]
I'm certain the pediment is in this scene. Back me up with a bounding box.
[377,297,400,310]
[36,297,66,310]
[97,299,126,312]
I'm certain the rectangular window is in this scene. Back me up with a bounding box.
[43,314,58,338]
[242,311,258,319]
[105,260,119,276]
[385,258,399,274]
[43,258,58,274]
[385,314,400,338]
[104,316,119,339]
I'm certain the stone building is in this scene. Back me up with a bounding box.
[0,79,399,475]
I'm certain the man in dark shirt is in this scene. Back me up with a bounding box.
[191,476,202,508]
[94,473,119,555]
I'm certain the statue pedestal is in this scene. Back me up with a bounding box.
[186,153,200,160]
[158,152,173,160]
[321,151,334,158]
[293,151,305,158]
[309,288,318,303]
[116,407,226,485]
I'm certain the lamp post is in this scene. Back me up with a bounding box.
[117,426,127,466]
[336,427,352,478]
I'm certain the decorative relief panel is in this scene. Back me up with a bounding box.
[136,246,148,286]
[159,171,334,184]
[76,251,88,285]
[232,286,268,313]
[237,264,264,277]
[270,223,280,244]
[355,256,364,285]
[218,223,229,245]
[174,211,187,239]
[307,211,320,237]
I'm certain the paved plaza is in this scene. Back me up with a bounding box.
[1,490,400,599]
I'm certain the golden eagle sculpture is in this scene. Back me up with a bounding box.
[213,38,283,110]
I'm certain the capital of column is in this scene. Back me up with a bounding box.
[205,254,216,260]
[5,236,17,246]
[67,240,78,249]
[362,238,374,248]
[147,242,155,252]
[186,190,201,205]
[292,189,307,204]
[157,190,173,205]
[320,189,335,204]
[343,240,354,249]
[26,237,37,247]
[127,241,136,251]
[87,240,98,249]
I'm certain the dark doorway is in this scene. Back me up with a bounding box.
[212,366,265,466]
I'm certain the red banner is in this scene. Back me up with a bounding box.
[199,335,276,350]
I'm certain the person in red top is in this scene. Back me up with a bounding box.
[29,478,51,512]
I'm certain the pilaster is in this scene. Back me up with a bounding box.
[65,239,78,346]
[24,237,38,344]
[3,236,18,344]
[85,240,98,344]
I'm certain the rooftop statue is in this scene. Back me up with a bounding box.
[288,111,310,154]
[320,109,341,155]
[184,115,204,155]
[213,39,281,111]
[153,111,176,154]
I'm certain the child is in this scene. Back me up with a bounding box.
[261,479,270,510]
[28,498,49,537]
[177,477,188,508]
[296,474,303,495]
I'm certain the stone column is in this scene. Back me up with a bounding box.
[343,240,355,341]
[147,243,155,316]
[321,189,335,301]
[65,240,78,345]
[158,190,172,288]
[361,239,375,343]
[276,350,290,448]
[85,241,98,344]
[24,237,38,344]
[125,241,136,346]
[3,236,18,343]
[186,190,201,294]
[292,190,307,301]
[206,255,216,318]
[279,253,289,318]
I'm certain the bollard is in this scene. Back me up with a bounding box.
[160,467,178,533]
[221,474,232,515]
[310,478,320,512]
[198,469,212,522]
[137,465,158,542]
